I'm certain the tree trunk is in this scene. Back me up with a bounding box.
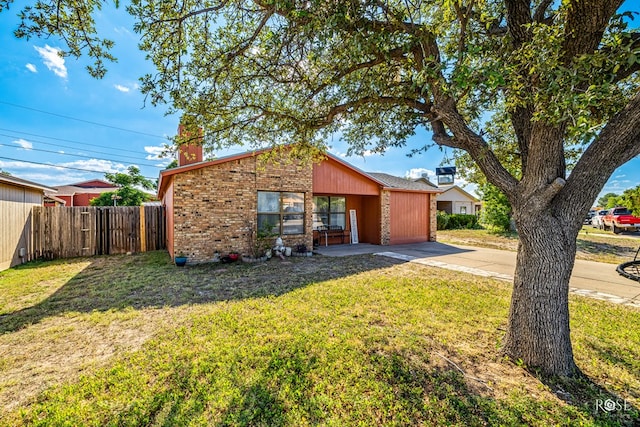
[503,211,580,376]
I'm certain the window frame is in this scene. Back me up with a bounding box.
[313,196,347,230]
[257,191,305,235]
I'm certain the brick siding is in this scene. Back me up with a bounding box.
[171,154,314,262]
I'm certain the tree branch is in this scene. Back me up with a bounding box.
[505,0,532,47]
[561,0,623,65]
[532,0,553,22]
[311,96,432,128]
[559,88,640,214]
[308,47,410,99]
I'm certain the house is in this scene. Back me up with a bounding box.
[157,142,441,263]
[434,185,481,215]
[44,194,67,206]
[46,180,118,207]
[0,174,56,270]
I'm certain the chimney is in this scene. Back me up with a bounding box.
[177,124,204,166]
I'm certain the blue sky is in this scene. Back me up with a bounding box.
[0,7,638,203]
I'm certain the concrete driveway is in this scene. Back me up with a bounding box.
[315,242,640,308]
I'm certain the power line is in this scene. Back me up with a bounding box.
[0,140,166,168]
[0,127,170,156]
[0,156,159,180]
[0,101,170,139]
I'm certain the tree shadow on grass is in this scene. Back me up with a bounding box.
[0,250,404,334]
[537,370,639,426]
[70,344,639,426]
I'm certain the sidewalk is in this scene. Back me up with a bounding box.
[315,242,640,308]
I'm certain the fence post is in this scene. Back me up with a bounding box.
[140,205,146,253]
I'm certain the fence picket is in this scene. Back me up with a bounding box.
[29,206,165,260]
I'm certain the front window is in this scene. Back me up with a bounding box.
[258,191,305,235]
[313,196,346,229]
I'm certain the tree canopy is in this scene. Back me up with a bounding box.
[90,166,155,206]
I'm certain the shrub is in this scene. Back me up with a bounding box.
[436,211,450,230]
[448,214,479,229]
[438,212,480,230]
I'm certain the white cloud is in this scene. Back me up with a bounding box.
[13,139,33,150]
[329,148,374,158]
[113,26,132,36]
[25,63,37,73]
[114,83,139,93]
[405,168,435,180]
[34,45,67,79]
[144,145,169,161]
[61,159,127,174]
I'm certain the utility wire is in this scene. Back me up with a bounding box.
[0,156,159,180]
[0,127,171,155]
[0,101,170,139]
[0,140,166,168]
[0,143,163,168]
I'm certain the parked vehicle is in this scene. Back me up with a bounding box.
[591,209,609,229]
[602,207,640,234]
[584,209,596,225]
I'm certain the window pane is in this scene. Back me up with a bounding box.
[283,214,304,235]
[330,213,346,228]
[313,214,328,229]
[330,197,346,213]
[258,192,280,213]
[258,214,280,234]
[313,196,329,213]
[283,192,304,213]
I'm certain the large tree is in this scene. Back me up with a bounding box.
[4,0,640,376]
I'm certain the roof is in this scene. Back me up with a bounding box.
[0,174,57,193]
[157,148,441,198]
[413,176,439,188]
[53,184,118,196]
[367,172,443,192]
[44,194,67,204]
[438,185,480,202]
[67,179,115,188]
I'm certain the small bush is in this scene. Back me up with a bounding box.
[437,212,480,230]
[436,211,449,230]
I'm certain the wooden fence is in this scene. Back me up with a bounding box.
[31,206,166,260]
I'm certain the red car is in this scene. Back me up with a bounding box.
[602,207,640,234]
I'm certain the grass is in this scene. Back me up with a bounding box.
[437,227,640,264]
[0,251,638,426]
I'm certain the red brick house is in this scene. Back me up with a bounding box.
[46,180,119,207]
[157,145,440,263]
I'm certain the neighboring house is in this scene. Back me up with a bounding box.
[157,143,441,262]
[0,174,56,270]
[47,180,119,207]
[434,185,481,215]
[44,194,67,206]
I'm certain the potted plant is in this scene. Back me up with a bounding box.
[175,253,187,267]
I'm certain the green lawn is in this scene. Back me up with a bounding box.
[0,251,638,426]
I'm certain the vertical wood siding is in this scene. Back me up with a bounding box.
[313,159,380,195]
[0,183,42,270]
[389,191,430,244]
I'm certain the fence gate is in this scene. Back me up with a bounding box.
[32,206,165,260]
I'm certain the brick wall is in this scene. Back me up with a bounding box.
[171,153,314,262]
[429,193,438,241]
[380,190,391,245]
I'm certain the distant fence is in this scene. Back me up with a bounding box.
[31,206,166,260]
